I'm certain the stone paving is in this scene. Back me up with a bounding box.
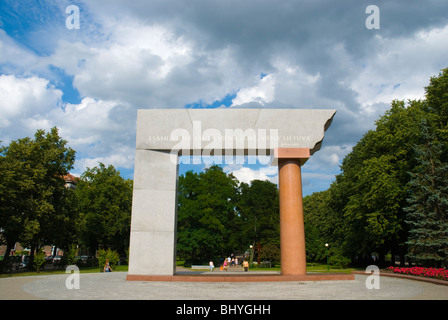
[1,271,447,300]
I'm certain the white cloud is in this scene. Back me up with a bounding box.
[351,25,448,109]
[226,165,278,185]
[0,30,42,75]
[110,22,192,78]
[308,145,353,169]
[0,76,135,175]
[47,97,136,174]
[268,59,323,108]
[232,74,275,106]
[230,61,324,108]
[49,19,244,109]
[75,152,135,173]
[0,74,62,132]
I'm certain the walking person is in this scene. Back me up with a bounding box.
[209,260,214,271]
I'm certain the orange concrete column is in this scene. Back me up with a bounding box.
[276,148,310,275]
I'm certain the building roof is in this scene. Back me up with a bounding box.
[63,173,79,183]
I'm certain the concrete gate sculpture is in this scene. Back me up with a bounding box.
[127,108,336,279]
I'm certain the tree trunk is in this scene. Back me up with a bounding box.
[3,241,14,261]
[390,251,396,266]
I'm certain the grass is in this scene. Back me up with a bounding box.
[243,263,359,274]
[0,264,129,278]
[183,262,360,274]
[1,262,360,278]
[306,263,360,274]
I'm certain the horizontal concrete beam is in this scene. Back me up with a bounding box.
[136,108,336,155]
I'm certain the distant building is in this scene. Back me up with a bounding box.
[63,173,79,190]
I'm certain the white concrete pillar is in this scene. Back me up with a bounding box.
[128,149,179,276]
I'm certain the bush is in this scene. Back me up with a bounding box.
[97,248,120,272]
[34,250,46,273]
[329,253,351,269]
[66,244,78,266]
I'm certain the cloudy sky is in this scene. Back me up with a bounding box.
[1,0,447,196]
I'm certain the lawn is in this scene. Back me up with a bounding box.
[0,262,359,278]
[0,264,129,278]
[245,263,359,274]
[184,262,359,274]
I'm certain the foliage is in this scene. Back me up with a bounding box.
[0,127,76,262]
[75,163,133,256]
[303,190,340,261]
[177,165,280,263]
[237,180,280,247]
[259,243,280,264]
[97,248,120,271]
[65,244,78,266]
[338,99,425,262]
[33,249,46,273]
[177,166,240,261]
[404,120,448,266]
[303,67,448,267]
[1,128,133,271]
[328,251,351,269]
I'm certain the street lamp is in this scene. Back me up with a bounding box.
[325,243,329,272]
[249,245,254,268]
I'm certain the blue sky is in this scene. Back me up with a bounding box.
[1,0,448,196]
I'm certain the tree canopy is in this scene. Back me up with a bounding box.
[75,163,133,256]
[177,165,280,264]
[0,130,133,269]
[0,127,76,260]
[303,68,448,267]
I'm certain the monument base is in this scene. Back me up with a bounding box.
[126,273,355,282]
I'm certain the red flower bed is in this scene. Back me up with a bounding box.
[386,266,448,281]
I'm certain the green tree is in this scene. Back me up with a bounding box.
[33,249,46,273]
[237,179,280,248]
[0,145,34,262]
[303,190,338,262]
[76,163,133,256]
[405,120,448,267]
[425,67,448,145]
[177,165,240,262]
[288,68,448,268]
[337,99,426,265]
[0,127,76,264]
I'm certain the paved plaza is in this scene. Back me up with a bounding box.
[1,270,447,300]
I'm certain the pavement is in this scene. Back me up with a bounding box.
[1,268,448,300]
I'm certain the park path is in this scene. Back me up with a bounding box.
[1,271,447,300]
